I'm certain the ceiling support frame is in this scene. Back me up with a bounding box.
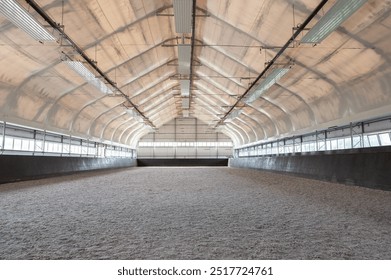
[216,0,329,126]
[25,0,154,127]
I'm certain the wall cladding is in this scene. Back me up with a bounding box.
[0,155,137,184]
[229,147,391,191]
[137,158,228,166]
[138,117,232,158]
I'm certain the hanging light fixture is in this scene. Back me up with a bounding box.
[182,97,190,109]
[244,68,290,104]
[64,60,113,95]
[301,0,367,44]
[0,0,56,41]
[173,0,194,114]
[180,79,190,97]
[173,0,193,33]
[178,44,191,74]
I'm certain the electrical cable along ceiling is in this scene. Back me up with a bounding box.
[0,0,390,148]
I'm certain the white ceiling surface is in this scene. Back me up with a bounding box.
[0,0,391,148]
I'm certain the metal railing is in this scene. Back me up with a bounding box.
[0,122,136,158]
[234,117,391,158]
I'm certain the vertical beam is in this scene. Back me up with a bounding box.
[42,130,46,154]
[174,118,177,159]
[325,130,328,151]
[79,139,82,157]
[153,131,156,158]
[86,138,89,157]
[361,122,365,148]
[216,129,219,158]
[1,122,6,152]
[33,130,37,155]
[68,135,71,155]
[95,142,98,158]
[195,118,198,158]
[350,122,354,149]
[60,135,64,156]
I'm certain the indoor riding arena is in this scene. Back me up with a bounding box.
[0,0,390,260]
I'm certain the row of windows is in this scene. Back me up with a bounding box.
[237,132,391,157]
[0,135,135,158]
[138,141,233,147]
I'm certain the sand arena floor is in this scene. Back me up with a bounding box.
[0,167,390,259]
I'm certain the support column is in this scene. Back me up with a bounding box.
[1,121,5,152]
[361,122,365,148]
[195,118,198,159]
[68,135,72,156]
[350,122,354,149]
[42,130,46,154]
[60,135,64,156]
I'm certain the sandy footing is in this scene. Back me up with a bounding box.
[1,167,390,259]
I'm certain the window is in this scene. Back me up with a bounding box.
[4,137,13,149]
[234,121,391,158]
[0,123,135,158]
[317,140,326,151]
[352,136,361,148]
[337,138,345,150]
[14,138,22,150]
[344,138,352,149]
[363,135,370,147]
[368,135,379,147]
[21,139,31,151]
[330,139,338,150]
[379,133,391,146]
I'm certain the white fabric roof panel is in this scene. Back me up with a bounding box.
[0,0,390,148]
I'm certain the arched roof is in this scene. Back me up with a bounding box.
[0,0,390,147]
